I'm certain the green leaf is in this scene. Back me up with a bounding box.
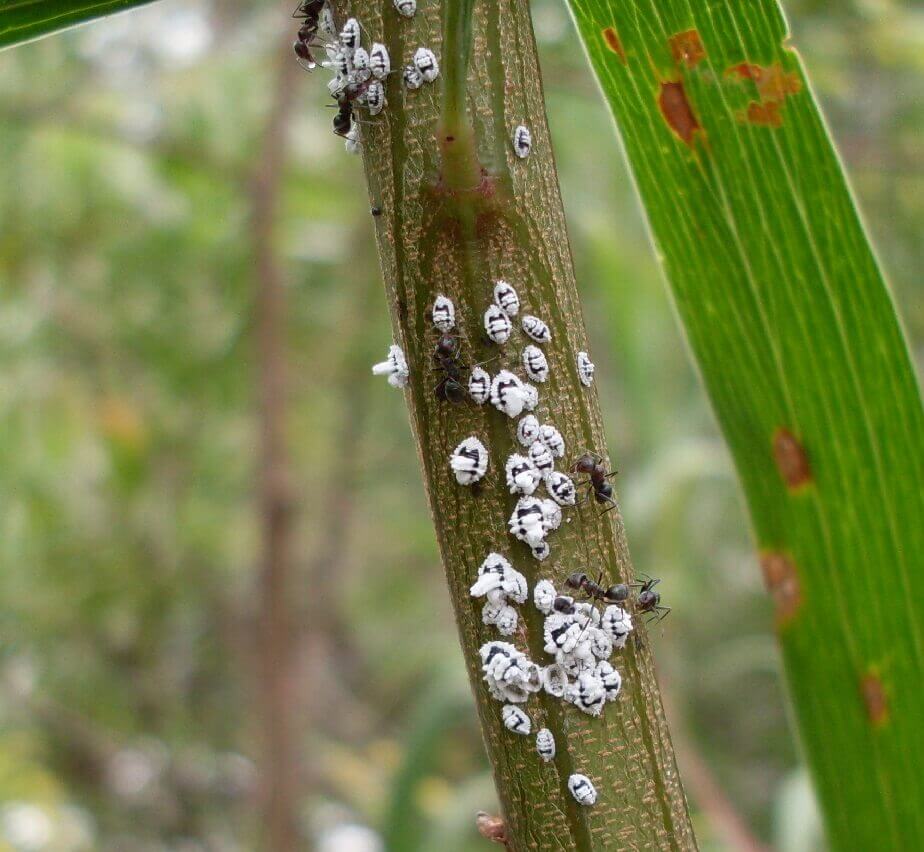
[561,0,924,848]
[0,0,157,50]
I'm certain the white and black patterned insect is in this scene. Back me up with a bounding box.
[369,42,390,79]
[493,280,520,316]
[318,3,336,38]
[468,366,491,405]
[596,660,622,701]
[505,454,541,496]
[484,304,513,344]
[344,124,361,155]
[530,540,550,561]
[540,499,562,532]
[516,415,540,447]
[431,294,455,332]
[470,553,527,605]
[533,579,557,615]
[536,728,556,762]
[403,64,423,89]
[323,49,351,78]
[349,47,371,83]
[546,470,576,506]
[508,497,546,548]
[577,351,595,387]
[522,345,549,383]
[501,704,531,736]
[512,125,532,159]
[602,605,633,648]
[568,774,597,807]
[569,672,606,717]
[542,664,569,698]
[528,440,554,476]
[490,370,527,418]
[372,344,409,388]
[480,642,542,703]
[365,79,386,115]
[537,423,565,458]
[450,436,488,485]
[521,315,551,344]
[521,383,539,412]
[339,17,361,53]
[394,0,416,15]
[413,47,439,82]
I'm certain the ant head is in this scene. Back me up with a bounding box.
[605,583,629,603]
[637,589,660,609]
[572,454,597,475]
[435,334,457,356]
[552,595,575,614]
[565,571,588,590]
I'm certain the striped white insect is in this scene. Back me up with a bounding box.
[521,382,539,412]
[512,125,532,158]
[482,602,518,636]
[569,672,606,717]
[546,470,577,506]
[521,314,551,344]
[533,579,557,615]
[493,280,520,316]
[537,423,565,458]
[602,605,633,649]
[431,294,455,331]
[508,496,546,548]
[568,774,597,806]
[536,728,556,762]
[577,351,595,387]
[339,17,361,53]
[480,641,542,703]
[596,659,622,701]
[372,344,409,388]
[530,540,550,561]
[502,704,531,736]
[468,366,491,404]
[522,345,549,382]
[484,304,512,344]
[516,414,541,447]
[318,4,336,39]
[369,42,390,79]
[528,440,554,476]
[393,0,416,15]
[505,454,541,496]
[450,436,488,485]
[403,64,424,89]
[349,47,371,83]
[540,499,562,532]
[413,47,439,82]
[365,79,386,115]
[490,370,526,418]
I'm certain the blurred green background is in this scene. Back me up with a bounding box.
[0,0,920,849]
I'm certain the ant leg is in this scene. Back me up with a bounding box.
[600,498,620,515]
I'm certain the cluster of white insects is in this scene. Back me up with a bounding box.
[474,562,634,807]
[292,0,439,153]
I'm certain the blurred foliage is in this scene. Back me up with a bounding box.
[0,0,919,849]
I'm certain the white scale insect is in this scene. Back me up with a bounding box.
[501,704,531,736]
[512,125,532,159]
[480,642,542,703]
[536,728,556,762]
[521,382,539,412]
[482,602,518,636]
[596,659,622,700]
[577,351,595,387]
[413,47,439,82]
[319,5,336,39]
[537,423,565,458]
[522,345,549,382]
[490,371,527,418]
[394,0,416,16]
[484,304,512,344]
[516,414,540,447]
[365,79,386,115]
[533,579,557,615]
[521,314,551,344]
[568,774,597,807]
[369,42,390,79]
[431,294,455,331]
[530,540,550,561]
[505,454,541,496]
[450,436,488,485]
[371,344,409,388]
[469,553,528,606]
[569,672,606,716]
[540,499,562,532]
[468,366,491,404]
[508,496,546,548]
[543,664,568,698]
[546,470,576,506]
[344,124,361,155]
[403,64,424,90]
[339,17,361,53]
[349,47,371,83]
[528,440,554,476]
[602,605,633,649]
[493,280,520,316]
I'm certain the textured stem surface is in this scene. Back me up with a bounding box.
[334,0,697,847]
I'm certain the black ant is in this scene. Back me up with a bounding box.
[571,452,619,512]
[292,0,326,70]
[565,571,627,605]
[634,573,670,623]
[331,94,353,138]
[431,333,467,403]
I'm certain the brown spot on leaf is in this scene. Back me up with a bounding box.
[860,673,889,727]
[773,428,812,489]
[759,551,802,626]
[602,27,626,63]
[658,80,701,147]
[741,100,783,127]
[476,811,509,846]
[669,29,706,68]
[727,61,802,127]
